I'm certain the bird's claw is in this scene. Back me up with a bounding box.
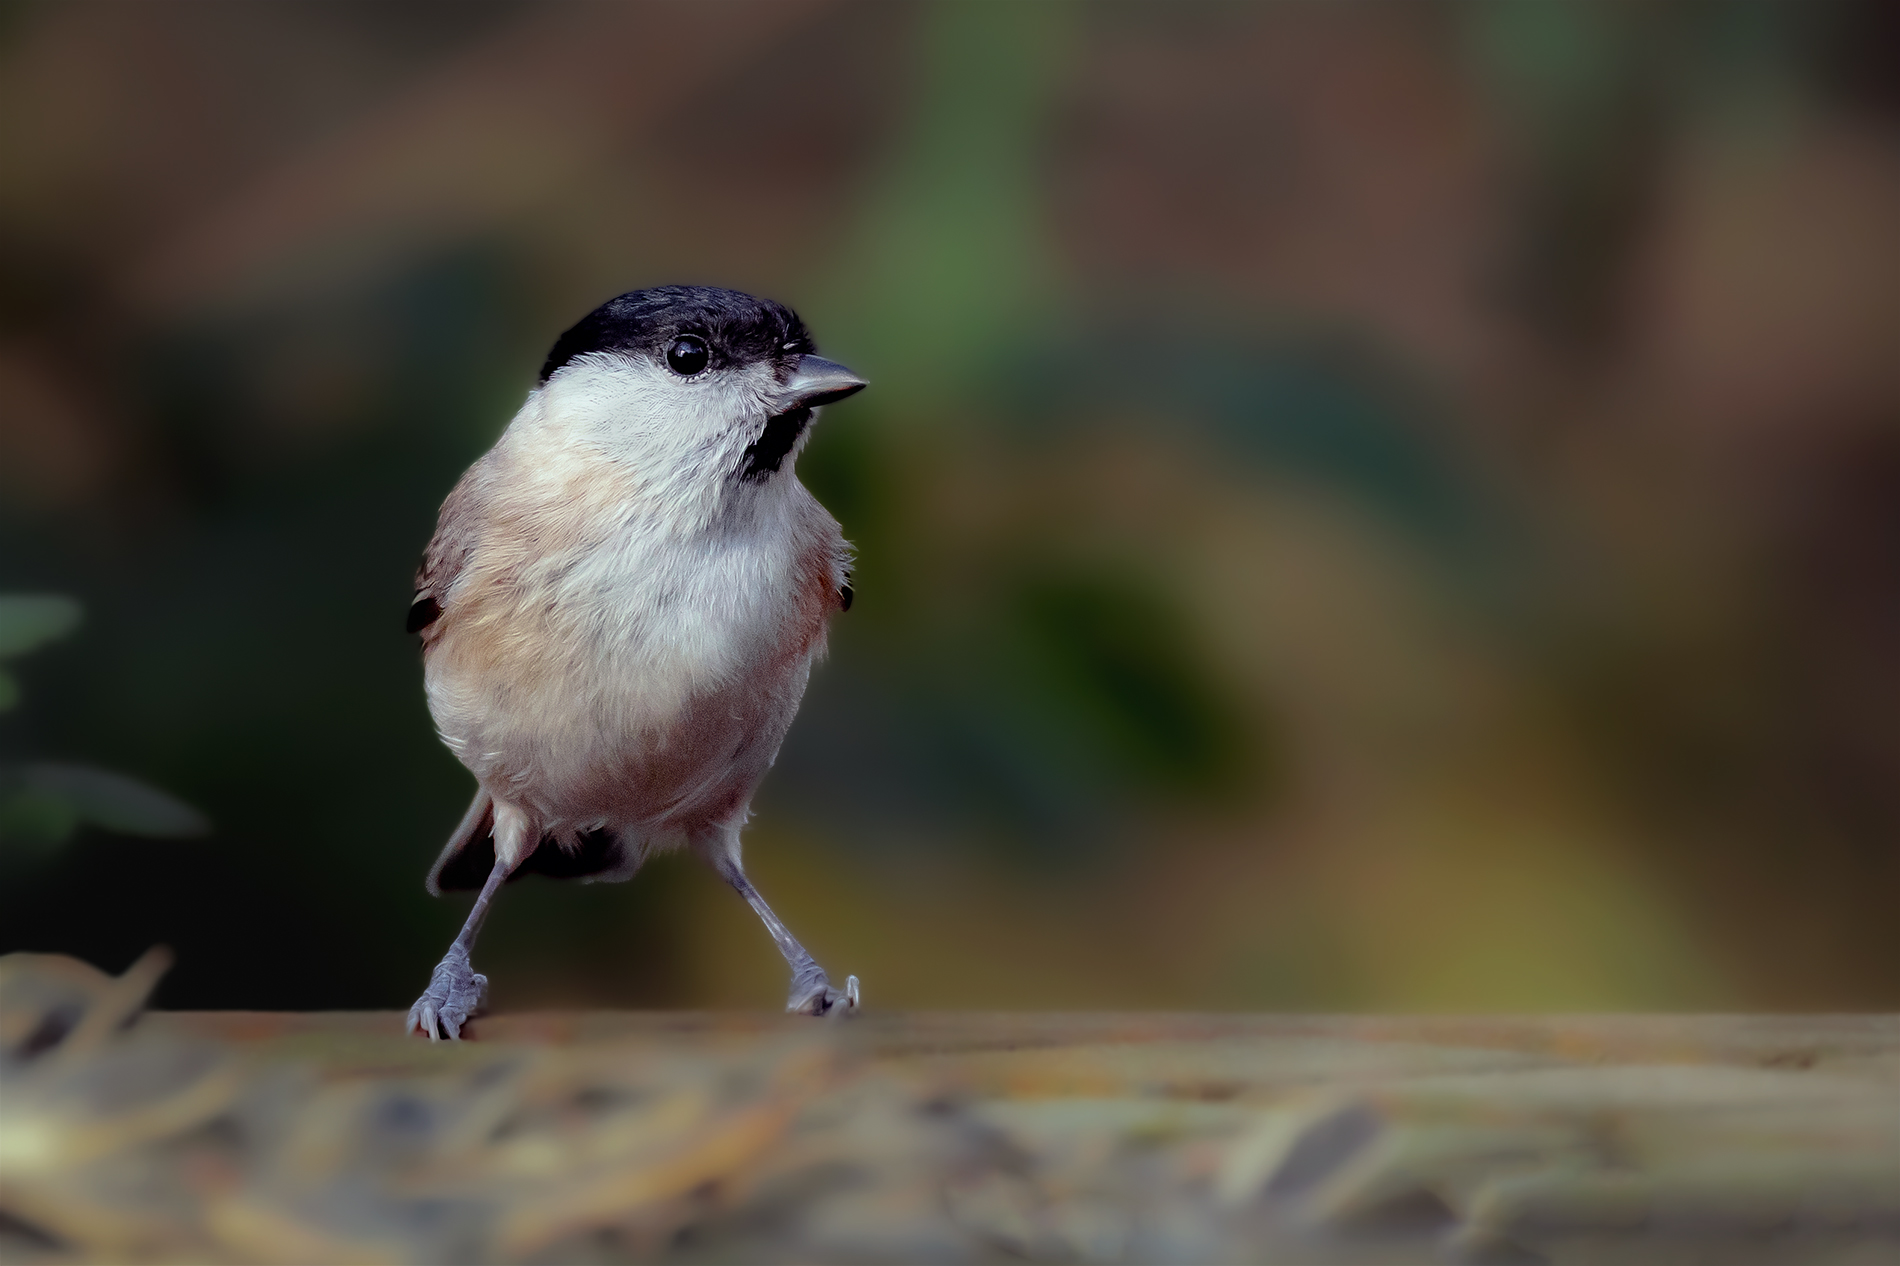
[406,948,488,1041]
[788,972,860,1019]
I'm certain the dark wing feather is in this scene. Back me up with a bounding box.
[406,596,440,633]
[407,459,490,636]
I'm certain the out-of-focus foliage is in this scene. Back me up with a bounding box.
[0,596,207,849]
[2,0,1897,1009]
[0,764,208,850]
[0,596,81,710]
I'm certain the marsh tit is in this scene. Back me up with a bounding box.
[404,286,865,1039]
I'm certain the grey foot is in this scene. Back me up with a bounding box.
[406,948,488,1041]
[788,973,860,1018]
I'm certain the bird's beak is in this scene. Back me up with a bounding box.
[776,355,866,412]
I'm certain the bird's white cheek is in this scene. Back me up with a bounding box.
[541,357,774,496]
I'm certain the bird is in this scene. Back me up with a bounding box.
[404,285,865,1039]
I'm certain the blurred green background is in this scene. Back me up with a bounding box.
[3,0,1897,1012]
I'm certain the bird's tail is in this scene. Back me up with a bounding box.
[424,787,647,893]
[425,787,495,895]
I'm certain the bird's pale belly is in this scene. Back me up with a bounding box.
[425,612,813,842]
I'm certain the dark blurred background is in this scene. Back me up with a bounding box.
[3,0,1897,1012]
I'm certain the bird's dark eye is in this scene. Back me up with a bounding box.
[666,335,709,376]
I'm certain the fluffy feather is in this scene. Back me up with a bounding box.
[415,352,849,880]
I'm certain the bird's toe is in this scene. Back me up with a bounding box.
[406,952,488,1040]
[787,973,860,1018]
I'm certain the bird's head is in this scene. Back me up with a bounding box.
[532,285,866,498]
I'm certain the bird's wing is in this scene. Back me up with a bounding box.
[407,461,490,635]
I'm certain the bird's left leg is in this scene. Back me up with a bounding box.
[408,800,527,1040]
[696,827,858,1016]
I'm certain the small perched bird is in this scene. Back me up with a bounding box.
[405,286,865,1039]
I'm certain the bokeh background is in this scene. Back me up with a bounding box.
[3,0,1897,1013]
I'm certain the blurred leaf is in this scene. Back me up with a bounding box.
[0,764,210,842]
[0,597,208,852]
[0,786,80,851]
[1467,0,1624,122]
[0,595,83,659]
[916,569,1261,855]
[1017,332,1496,559]
[1008,575,1250,794]
[818,0,1074,412]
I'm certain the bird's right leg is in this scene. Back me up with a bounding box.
[694,826,858,1017]
[407,800,527,1040]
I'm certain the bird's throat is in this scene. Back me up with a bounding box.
[738,407,812,483]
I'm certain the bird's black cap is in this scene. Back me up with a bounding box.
[539,286,815,384]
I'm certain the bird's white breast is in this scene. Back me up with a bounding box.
[422,373,841,839]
